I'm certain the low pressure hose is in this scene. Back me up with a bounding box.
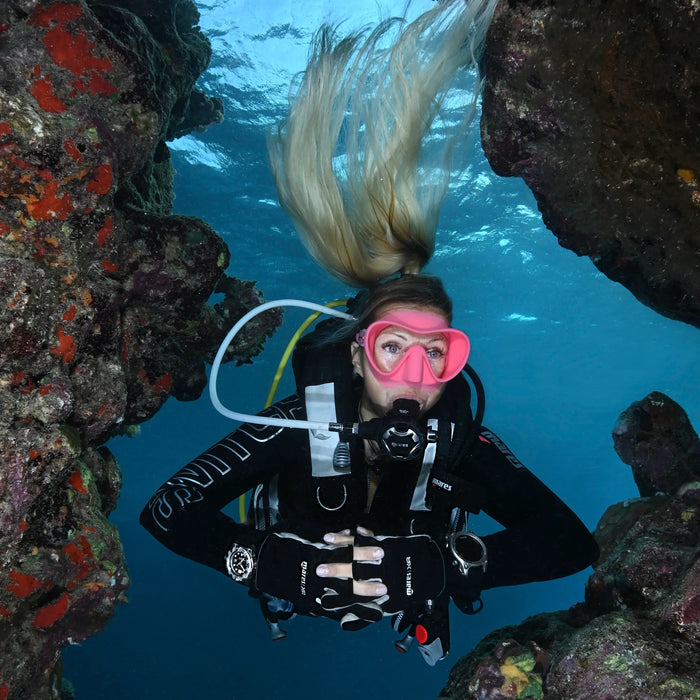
[209,299,354,430]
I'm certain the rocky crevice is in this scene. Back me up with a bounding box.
[0,2,280,697]
[440,392,700,699]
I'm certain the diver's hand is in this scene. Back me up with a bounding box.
[317,527,386,597]
[320,531,446,614]
[254,531,384,622]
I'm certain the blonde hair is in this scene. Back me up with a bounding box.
[268,0,497,287]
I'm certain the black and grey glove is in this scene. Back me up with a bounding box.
[352,533,446,613]
[252,532,385,629]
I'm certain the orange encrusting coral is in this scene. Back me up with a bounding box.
[24,180,74,221]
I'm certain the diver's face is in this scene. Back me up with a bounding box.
[351,305,450,419]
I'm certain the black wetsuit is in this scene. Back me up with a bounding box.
[140,391,599,604]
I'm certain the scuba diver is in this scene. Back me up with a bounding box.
[140,0,599,666]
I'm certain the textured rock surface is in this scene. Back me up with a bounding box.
[613,390,700,497]
[0,2,280,697]
[481,0,700,329]
[439,393,700,699]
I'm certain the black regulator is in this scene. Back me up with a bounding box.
[354,398,437,461]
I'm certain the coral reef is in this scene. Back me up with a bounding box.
[481,0,700,329]
[0,2,280,697]
[439,392,700,699]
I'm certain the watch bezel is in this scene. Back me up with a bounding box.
[448,531,487,576]
[225,544,255,582]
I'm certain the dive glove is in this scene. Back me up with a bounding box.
[252,532,385,628]
[351,533,446,613]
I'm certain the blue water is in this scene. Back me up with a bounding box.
[63,1,700,697]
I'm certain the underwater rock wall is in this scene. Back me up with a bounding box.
[0,2,279,697]
[439,392,700,699]
[481,0,700,329]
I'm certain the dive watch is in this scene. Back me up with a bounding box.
[225,543,255,582]
[447,531,487,576]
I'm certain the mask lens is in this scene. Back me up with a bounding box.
[361,312,470,389]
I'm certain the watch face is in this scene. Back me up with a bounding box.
[228,546,253,580]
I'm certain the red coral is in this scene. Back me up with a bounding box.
[30,75,67,114]
[43,24,114,76]
[7,571,42,599]
[0,123,10,137]
[0,606,10,617]
[62,304,77,322]
[86,164,112,195]
[64,138,82,163]
[69,469,87,494]
[49,328,76,363]
[96,216,113,245]
[153,374,172,393]
[0,683,8,700]
[32,592,71,628]
[25,180,74,221]
[101,259,118,273]
[63,535,94,580]
[71,74,117,96]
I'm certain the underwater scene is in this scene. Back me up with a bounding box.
[23,0,698,697]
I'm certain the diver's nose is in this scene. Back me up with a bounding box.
[402,347,426,387]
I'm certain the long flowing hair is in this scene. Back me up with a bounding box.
[268,0,497,287]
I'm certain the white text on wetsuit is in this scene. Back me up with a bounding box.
[300,560,308,595]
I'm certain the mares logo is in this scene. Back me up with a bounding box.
[300,560,308,596]
[406,555,413,596]
[431,477,452,492]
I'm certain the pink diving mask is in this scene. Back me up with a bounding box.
[356,311,470,391]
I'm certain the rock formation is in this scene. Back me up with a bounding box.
[0,2,280,697]
[481,0,700,329]
[439,392,700,699]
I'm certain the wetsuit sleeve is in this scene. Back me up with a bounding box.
[458,428,599,591]
[139,395,305,577]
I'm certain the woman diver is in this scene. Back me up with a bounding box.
[140,0,599,665]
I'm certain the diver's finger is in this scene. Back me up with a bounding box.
[353,545,383,562]
[323,531,353,545]
[352,579,387,597]
[317,562,353,579]
[356,525,375,536]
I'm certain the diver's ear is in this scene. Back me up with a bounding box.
[350,341,364,378]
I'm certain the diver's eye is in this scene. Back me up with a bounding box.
[382,342,402,355]
[426,348,445,360]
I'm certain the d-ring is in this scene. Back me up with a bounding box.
[316,484,347,511]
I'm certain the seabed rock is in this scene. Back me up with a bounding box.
[439,392,700,699]
[0,2,280,697]
[481,0,700,329]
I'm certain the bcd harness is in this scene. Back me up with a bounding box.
[250,317,488,537]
